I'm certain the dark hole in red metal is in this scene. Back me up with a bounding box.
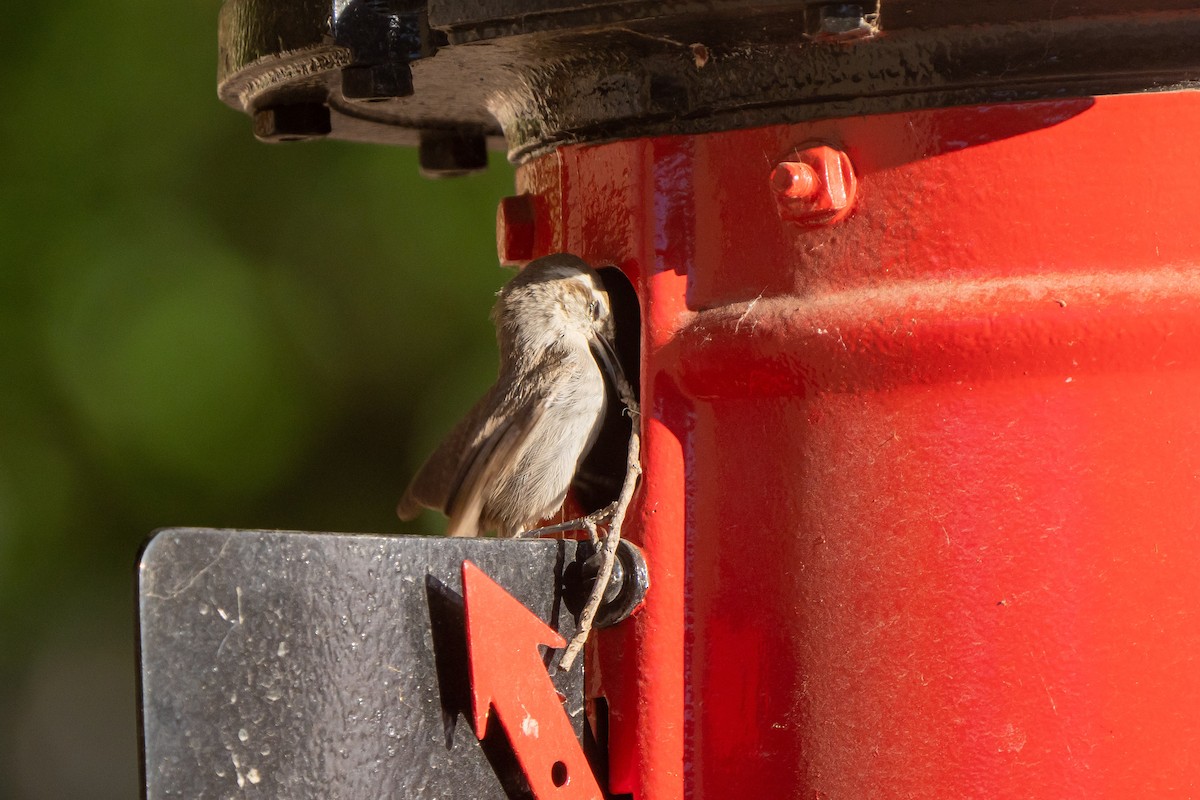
[551,760,569,787]
[572,265,641,512]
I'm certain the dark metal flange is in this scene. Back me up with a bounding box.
[219,0,1200,169]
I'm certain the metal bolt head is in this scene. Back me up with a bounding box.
[770,161,819,199]
[341,63,415,102]
[772,143,857,225]
[565,540,649,629]
[252,103,332,143]
[807,3,880,41]
[418,130,488,178]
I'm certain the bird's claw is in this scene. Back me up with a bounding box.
[516,502,617,539]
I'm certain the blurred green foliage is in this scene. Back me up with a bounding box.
[0,3,514,796]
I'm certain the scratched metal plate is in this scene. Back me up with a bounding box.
[138,528,584,799]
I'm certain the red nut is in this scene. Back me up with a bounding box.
[770,161,819,199]
[771,144,857,224]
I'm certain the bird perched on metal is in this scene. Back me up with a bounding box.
[397,253,623,538]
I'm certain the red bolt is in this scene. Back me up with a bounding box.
[770,161,819,199]
[497,194,538,266]
[771,143,857,225]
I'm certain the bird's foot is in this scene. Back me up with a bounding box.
[515,502,617,539]
[582,517,601,547]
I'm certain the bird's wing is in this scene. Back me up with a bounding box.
[397,363,554,536]
[441,394,549,538]
[397,383,502,521]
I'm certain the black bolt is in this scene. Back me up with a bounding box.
[252,103,332,143]
[418,130,488,178]
[566,540,650,629]
[581,549,627,607]
[341,63,415,102]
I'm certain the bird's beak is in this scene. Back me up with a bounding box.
[590,333,626,390]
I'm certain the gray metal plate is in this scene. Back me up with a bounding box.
[138,528,583,799]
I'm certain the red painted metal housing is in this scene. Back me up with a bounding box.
[514,91,1200,799]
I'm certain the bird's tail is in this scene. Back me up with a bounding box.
[396,491,424,521]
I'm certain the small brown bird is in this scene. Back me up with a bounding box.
[397,254,622,537]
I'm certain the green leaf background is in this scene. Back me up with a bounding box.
[0,4,515,796]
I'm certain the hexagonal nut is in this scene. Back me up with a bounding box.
[340,63,414,102]
[418,130,488,179]
[252,103,332,143]
[772,143,857,225]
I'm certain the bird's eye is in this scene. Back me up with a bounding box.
[589,300,602,321]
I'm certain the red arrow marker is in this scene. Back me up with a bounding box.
[461,560,603,800]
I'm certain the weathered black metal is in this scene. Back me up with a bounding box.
[219,0,1200,165]
[138,528,588,799]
